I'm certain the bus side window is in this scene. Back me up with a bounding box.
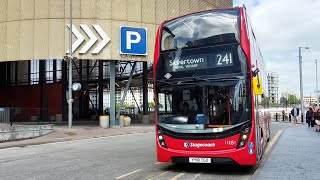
[158,93,173,114]
[163,35,174,50]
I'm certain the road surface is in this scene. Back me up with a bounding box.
[0,122,291,180]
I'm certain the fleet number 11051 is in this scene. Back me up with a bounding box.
[225,140,236,146]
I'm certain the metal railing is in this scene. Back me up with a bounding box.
[0,107,11,126]
[0,107,50,126]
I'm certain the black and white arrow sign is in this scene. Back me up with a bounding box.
[66,24,110,54]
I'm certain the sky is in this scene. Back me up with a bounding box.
[233,0,320,98]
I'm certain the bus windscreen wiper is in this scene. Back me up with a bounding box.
[192,74,245,82]
[157,78,197,87]
[163,26,175,37]
[157,79,170,84]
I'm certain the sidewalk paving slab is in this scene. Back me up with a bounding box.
[256,124,320,180]
[0,124,155,149]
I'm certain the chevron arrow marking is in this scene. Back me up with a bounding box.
[66,24,85,54]
[92,24,110,54]
[79,24,98,54]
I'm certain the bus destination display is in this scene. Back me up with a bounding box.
[166,52,233,72]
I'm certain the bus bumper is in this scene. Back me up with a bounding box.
[156,145,257,165]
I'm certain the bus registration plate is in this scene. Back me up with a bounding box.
[189,157,211,163]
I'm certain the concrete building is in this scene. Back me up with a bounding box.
[304,96,316,107]
[0,0,233,126]
[268,72,279,103]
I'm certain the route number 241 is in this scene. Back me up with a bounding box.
[216,53,233,66]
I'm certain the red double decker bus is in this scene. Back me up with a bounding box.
[153,7,270,165]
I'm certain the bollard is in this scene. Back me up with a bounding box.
[119,115,125,127]
[275,113,278,121]
[289,114,291,122]
[99,116,109,128]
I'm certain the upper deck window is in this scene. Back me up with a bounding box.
[161,9,240,51]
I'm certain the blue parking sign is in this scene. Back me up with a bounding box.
[120,26,147,56]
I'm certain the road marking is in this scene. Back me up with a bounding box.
[115,169,142,179]
[147,171,168,180]
[192,172,202,180]
[169,173,185,180]
[158,171,169,177]
[155,162,162,165]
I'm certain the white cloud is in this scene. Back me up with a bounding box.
[234,0,320,98]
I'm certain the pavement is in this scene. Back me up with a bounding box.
[0,124,155,149]
[255,124,320,180]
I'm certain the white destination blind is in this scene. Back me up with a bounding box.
[166,56,208,72]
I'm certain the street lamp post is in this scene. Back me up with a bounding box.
[68,0,73,129]
[299,46,309,124]
[316,59,319,109]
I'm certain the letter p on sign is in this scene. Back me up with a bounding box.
[120,26,147,56]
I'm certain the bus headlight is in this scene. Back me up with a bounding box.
[241,134,248,140]
[157,129,167,148]
[159,135,164,140]
[237,125,251,149]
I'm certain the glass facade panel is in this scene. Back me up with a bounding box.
[46,59,54,83]
[30,60,39,85]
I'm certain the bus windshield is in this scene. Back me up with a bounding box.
[155,8,250,133]
[156,77,251,132]
[161,9,240,51]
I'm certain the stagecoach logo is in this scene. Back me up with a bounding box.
[183,141,216,148]
[167,56,207,72]
[184,142,190,148]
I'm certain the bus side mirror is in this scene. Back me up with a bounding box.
[253,77,263,95]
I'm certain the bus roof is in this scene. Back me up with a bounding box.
[161,7,242,26]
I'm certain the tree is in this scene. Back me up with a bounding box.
[288,95,300,105]
[123,103,130,109]
[270,102,280,107]
[149,102,155,108]
[280,97,288,106]
[116,103,121,110]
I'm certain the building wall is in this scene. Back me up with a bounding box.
[304,97,316,106]
[0,83,62,116]
[267,72,279,103]
[0,0,233,62]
